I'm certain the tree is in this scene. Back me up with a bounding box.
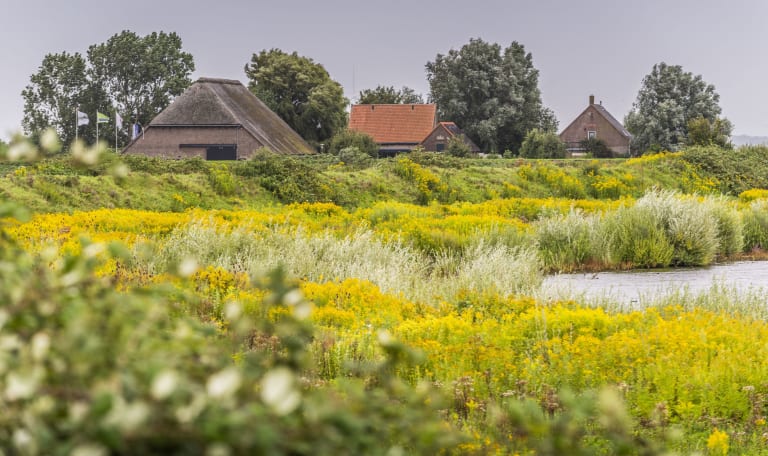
[22,31,194,146]
[519,129,566,159]
[445,135,472,157]
[328,129,379,157]
[580,138,612,158]
[245,49,348,144]
[21,52,100,145]
[426,38,557,153]
[358,85,424,104]
[686,116,733,148]
[624,62,732,154]
[88,31,195,144]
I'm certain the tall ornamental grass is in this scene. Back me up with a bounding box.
[146,222,543,305]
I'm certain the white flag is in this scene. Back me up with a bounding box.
[116,112,123,129]
[77,111,89,126]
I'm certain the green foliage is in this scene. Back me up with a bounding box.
[207,163,237,196]
[245,49,348,144]
[336,147,374,169]
[328,129,379,158]
[625,62,731,154]
[520,129,566,158]
[21,52,92,145]
[22,31,194,146]
[235,149,330,203]
[358,85,424,104]
[686,117,733,148]
[426,38,557,153]
[742,200,768,251]
[607,205,674,268]
[580,137,612,158]
[0,224,463,453]
[682,145,768,195]
[445,135,473,157]
[87,30,195,145]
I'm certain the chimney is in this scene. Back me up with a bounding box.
[589,95,595,105]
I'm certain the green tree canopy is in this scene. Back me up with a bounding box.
[686,116,733,148]
[358,85,424,104]
[88,30,195,142]
[21,31,194,146]
[328,129,379,157]
[624,62,731,154]
[426,38,557,153]
[245,49,348,144]
[519,129,566,159]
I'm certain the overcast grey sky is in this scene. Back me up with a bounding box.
[2,0,767,141]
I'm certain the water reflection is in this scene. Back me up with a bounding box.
[541,261,768,306]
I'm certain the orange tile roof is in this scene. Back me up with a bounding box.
[349,104,437,144]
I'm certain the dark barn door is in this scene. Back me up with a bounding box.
[206,145,237,160]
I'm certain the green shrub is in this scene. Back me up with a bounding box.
[337,146,374,169]
[534,211,601,272]
[742,200,768,250]
[607,205,674,268]
[709,200,744,257]
[634,190,719,266]
[328,129,379,158]
[207,163,237,196]
[580,137,612,158]
[520,129,566,159]
[235,149,330,203]
[445,135,472,157]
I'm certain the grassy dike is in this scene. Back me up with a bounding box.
[0,148,722,213]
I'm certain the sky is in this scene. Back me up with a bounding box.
[2,0,768,142]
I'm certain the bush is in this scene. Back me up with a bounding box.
[235,149,330,203]
[742,200,768,250]
[337,146,374,169]
[606,205,674,268]
[534,211,601,272]
[328,129,379,158]
[580,138,612,158]
[519,129,566,159]
[445,135,472,157]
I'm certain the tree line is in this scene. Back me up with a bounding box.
[22,30,732,155]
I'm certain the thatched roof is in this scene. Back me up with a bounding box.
[145,77,314,154]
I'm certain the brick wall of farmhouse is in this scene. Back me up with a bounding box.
[559,106,630,155]
[123,126,263,159]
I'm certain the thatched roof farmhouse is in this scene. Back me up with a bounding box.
[122,77,314,159]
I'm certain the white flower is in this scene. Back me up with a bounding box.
[7,141,37,161]
[31,332,51,361]
[224,301,242,322]
[151,370,179,400]
[5,370,41,400]
[206,368,241,399]
[71,443,108,456]
[260,367,301,416]
[283,289,303,306]
[82,243,106,259]
[178,257,199,278]
[40,128,61,153]
[292,301,312,320]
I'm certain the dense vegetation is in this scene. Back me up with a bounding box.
[3,139,768,453]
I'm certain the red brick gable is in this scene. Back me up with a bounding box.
[349,104,437,144]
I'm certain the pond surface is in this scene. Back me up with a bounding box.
[541,261,768,305]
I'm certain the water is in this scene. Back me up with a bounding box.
[541,261,768,306]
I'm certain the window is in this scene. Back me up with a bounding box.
[436,143,445,152]
[587,131,597,139]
